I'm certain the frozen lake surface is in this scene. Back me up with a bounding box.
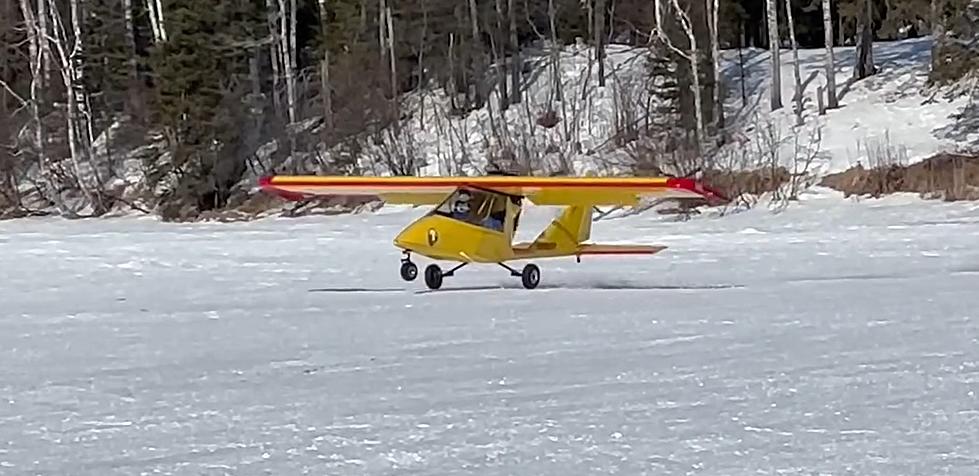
[2,190,978,474]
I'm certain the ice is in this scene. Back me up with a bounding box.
[1,190,978,474]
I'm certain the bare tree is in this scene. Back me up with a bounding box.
[467,0,484,107]
[385,3,396,101]
[766,0,782,110]
[146,0,166,43]
[494,0,509,110]
[509,0,521,103]
[853,0,876,79]
[784,0,803,125]
[652,0,706,150]
[17,0,50,198]
[278,0,297,126]
[318,0,334,135]
[265,0,282,117]
[709,0,723,129]
[596,0,607,87]
[822,0,838,109]
[45,0,103,209]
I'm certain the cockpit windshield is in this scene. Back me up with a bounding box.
[433,187,507,232]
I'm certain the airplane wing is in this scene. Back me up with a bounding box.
[258,175,728,206]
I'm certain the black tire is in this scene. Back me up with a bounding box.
[424,264,443,290]
[400,261,418,281]
[521,264,540,289]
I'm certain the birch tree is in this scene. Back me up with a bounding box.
[275,0,298,127]
[45,0,103,209]
[146,0,166,43]
[766,0,782,110]
[823,0,838,109]
[652,0,706,150]
[17,0,48,187]
[784,0,803,125]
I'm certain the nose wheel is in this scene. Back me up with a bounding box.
[399,252,418,281]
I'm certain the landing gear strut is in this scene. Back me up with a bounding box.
[423,262,468,290]
[499,263,541,289]
[399,251,418,281]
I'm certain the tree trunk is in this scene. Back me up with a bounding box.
[18,0,48,186]
[494,0,509,110]
[823,0,839,109]
[317,0,334,136]
[45,0,99,210]
[467,0,484,107]
[596,0,606,87]
[766,0,782,110]
[710,0,723,129]
[548,0,562,104]
[853,0,876,79]
[265,0,281,117]
[153,0,166,40]
[668,0,705,150]
[508,0,521,102]
[278,0,297,125]
[385,4,396,100]
[378,0,387,66]
[37,0,49,83]
[784,0,803,125]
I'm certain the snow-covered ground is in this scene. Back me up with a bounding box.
[2,189,978,474]
[723,36,976,175]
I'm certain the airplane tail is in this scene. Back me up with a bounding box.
[532,204,592,251]
[512,205,666,258]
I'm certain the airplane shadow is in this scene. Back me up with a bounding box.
[413,282,744,294]
[308,287,406,293]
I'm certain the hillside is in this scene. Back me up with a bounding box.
[5,36,976,220]
[234,35,975,216]
[252,35,972,181]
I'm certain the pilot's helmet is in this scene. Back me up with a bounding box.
[453,199,470,214]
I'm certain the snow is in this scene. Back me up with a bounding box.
[352,35,973,179]
[724,36,975,175]
[2,189,978,474]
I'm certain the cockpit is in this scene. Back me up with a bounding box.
[432,187,519,232]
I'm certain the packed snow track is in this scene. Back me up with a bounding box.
[2,191,978,474]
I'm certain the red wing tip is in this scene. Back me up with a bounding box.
[257,175,308,201]
[665,177,729,205]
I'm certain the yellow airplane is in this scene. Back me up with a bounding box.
[259,174,727,290]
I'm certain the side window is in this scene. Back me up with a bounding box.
[434,188,506,232]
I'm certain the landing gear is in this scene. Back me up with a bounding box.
[424,264,443,289]
[401,253,540,290]
[423,262,467,290]
[500,263,541,289]
[399,251,418,281]
[521,264,541,289]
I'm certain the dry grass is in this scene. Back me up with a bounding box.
[821,152,979,201]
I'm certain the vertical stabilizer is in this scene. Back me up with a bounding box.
[531,205,592,251]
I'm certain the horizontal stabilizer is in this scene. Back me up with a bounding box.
[577,244,667,255]
[511,242,666,259]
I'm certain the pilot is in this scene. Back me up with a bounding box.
[450,191,472,219]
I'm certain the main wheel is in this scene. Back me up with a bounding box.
[521,264,540,289]
[400,261,418,281]
[424,264,443,290]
